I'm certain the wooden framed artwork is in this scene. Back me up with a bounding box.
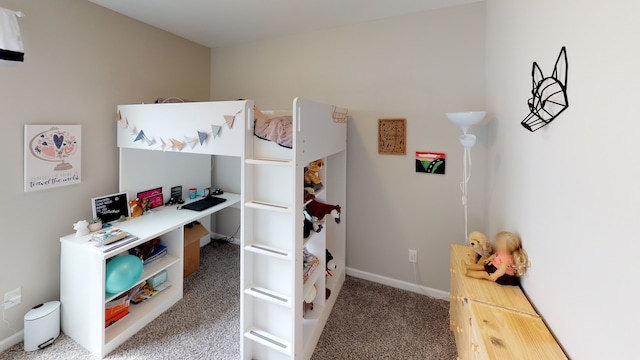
[378,118,406,155]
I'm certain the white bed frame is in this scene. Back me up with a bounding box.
[116,98,347,360]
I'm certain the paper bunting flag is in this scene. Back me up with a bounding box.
[171,138,185,151]
[224,115,235,129]
[145,137,156,146]
[211,125,221,139]
[161,138,173,152]
[119,117,129,128]
[116,110,122,121]
[130,126,138,136]
[184,136,199,149]
[198,131,209,145]
[134,130,146,142]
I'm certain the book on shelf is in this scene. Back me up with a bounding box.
[92,228,127,245]
[92,233,138,253]
[143,244,167,265]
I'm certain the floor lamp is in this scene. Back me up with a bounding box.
[446,111,486,242]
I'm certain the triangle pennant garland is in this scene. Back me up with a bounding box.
[135,130,145,142]
[224,115,235,129]
[184,136,198,149]
[119,117,129,128]
[211,125,221,139]
[161,138,173,152]
[130,126,138,136]
[116,110,122,121]
[171,138,185,151]
[198,131,209,145]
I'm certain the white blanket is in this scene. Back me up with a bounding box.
[0,8,24,62]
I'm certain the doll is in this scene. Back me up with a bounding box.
[464,231,528,286]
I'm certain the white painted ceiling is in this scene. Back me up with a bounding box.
[89,0,482,48]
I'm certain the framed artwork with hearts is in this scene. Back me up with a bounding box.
[24,125,81,192]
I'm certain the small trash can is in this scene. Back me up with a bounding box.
[24,301,60,351]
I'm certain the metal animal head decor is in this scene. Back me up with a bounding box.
[521,47,568,132]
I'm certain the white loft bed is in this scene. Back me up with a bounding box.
[115,98,347,360]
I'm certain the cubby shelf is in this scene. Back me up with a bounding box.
[105,255,179,303]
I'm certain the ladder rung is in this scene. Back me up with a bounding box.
[245,244,290,260]
[245,286,291,307]
[245,158,293,166]
[244,328,291,355]
[245,201,291,213]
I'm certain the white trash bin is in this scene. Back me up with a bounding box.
[24,301,60,351]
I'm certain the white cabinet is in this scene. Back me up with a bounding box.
[60,194,239,358]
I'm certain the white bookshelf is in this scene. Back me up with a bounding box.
[60,194,239,358]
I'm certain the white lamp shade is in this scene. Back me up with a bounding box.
[446,111,486,133]
[459,134,477,148]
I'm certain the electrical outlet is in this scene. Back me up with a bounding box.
[408,249,417,263]
[3,288,21,310]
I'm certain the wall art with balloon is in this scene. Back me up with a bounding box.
[24,125,81,192]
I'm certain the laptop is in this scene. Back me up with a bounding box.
[181,196,227,211]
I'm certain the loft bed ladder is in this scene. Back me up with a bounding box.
[240,98,347,360]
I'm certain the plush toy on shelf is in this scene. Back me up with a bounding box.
[129,198,143,218]
[464,231,529,286]
[467,231,493,264]
[73,220,90,237]
[304,159,323,191]
[326,249,336,276]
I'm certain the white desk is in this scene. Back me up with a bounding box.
[60,193,239,358]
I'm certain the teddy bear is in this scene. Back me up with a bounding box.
[304,159,323,191]
[467,231,493,264]
[130,198,143,218]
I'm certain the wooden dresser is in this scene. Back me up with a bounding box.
[449,244,567,360]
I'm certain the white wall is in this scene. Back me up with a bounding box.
[211,3,486,293]
[0,0,210,349]
[486,0,639,358]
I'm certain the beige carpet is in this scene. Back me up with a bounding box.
[0,244,455,359]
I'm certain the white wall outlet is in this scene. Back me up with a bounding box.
[408,249,417,263]
[3,288,21,310]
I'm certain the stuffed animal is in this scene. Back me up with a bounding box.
[73,220,90,237]
[303,213,321,238]
[326,249,336,276]
[130,198,143,218]
[467,231,492,264]
[303,187,316,203]
[304,159,323,190]
[305,200,341,224]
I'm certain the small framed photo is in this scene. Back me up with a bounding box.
[136,187,163,209]
[378,118,406,155]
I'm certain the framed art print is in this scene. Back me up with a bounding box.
[378,118,406,155]
[24,125,81,192]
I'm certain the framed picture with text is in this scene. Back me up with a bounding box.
[378,118,406,155]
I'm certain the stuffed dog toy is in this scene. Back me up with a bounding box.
[467,231,493,264]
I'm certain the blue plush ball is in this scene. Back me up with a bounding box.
[105,255,143,294]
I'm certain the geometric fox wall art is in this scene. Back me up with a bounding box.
[521,47,569,132]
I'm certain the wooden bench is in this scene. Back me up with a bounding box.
[449,244,566,359]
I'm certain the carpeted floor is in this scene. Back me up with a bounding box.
[0,244,456,359]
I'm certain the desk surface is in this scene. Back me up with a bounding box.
[61,193,240,258]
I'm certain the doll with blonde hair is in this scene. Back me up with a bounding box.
[464,232,528,286]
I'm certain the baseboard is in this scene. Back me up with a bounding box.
[0,330,23,353]
[346,267,450,300]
